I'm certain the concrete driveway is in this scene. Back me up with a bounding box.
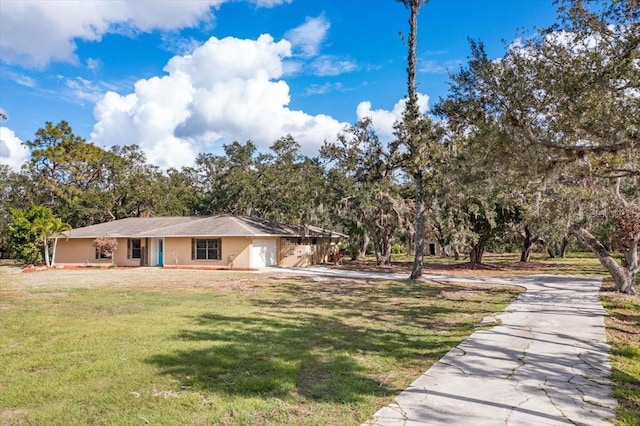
[365,275,616,425]
[272,267,617,425]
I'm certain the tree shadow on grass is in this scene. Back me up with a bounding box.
[610,366,640,423]
[254,278,519,329]
[145,277,519,404]
[146,311,407,403]
[340,256,608,277]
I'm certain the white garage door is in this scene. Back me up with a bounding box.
[251,238,277,268]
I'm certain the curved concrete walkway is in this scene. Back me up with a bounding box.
[270,268,617,425]
[364,275,616,425]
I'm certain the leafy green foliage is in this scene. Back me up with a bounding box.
[256,135,326,224]
[435,0,639,286]
[8,208,42,264]
[7,205,66,265]
[194,141,261,216]
[192,137,326,226]
[24,121,113,220]
[321,118,405,266]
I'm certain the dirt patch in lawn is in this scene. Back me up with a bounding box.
[0,409,30,424]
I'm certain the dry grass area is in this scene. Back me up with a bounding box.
[338,251,607,277]
[0,262,523,426]
[600,279,640,425]
[1,253,637,425]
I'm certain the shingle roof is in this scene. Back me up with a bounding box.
[64,215,345,239]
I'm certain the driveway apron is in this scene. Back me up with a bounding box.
[365,275,616,425]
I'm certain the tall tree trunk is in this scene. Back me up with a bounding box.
[434,223,449,256]
[375,241,392,266]
[520,225,534,263]
[375,246,384,266]
[42,236,51,267]
[547,241,562,258]
[405,230,415,256]
[51,237,59,267]
[568,224,636,295]
[380,242,392,267]
[469,242,485,265]
[403,0,429,280]
[372,238,383,265]
[624,241,638,295]
[359,233,370,260]
[371,234,392,267]
[410,178,426,279]
[560,236,570,257]
[405,0,419,108]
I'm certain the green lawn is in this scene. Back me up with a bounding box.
[1,254,637,425]
[600,279,640,426]
[0,265,522,425]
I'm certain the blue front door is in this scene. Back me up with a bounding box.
[158,239,164,266]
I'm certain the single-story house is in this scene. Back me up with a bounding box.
[54,215,344,269]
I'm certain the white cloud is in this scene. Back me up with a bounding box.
[0,127,29,172]
[0,68,37,87]
[284,15,330,58]
[420,59,463,74]
[160,33,205,56]
[310,55,358,76]
[0,0,291,68]
[91,34,346,169]
[356,94,429,141]
[282,60,303,76]
[65,77,114,105]
[255,0,292,5]
[305,82,344,96]
[86,58,101,72]
[283,16,357,77]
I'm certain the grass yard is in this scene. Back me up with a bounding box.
[390,251,611,277]
[600,279,640,426]
[1,253,638,425]
[0,264,522,425]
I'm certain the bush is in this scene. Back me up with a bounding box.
[391,242,407,255]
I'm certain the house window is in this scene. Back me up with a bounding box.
[193,239,221,260]
[95,247,112,260]
[128,239,142,259]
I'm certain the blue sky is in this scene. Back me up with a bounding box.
[0,0,560,170]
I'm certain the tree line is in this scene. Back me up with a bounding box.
[2,0,638,294]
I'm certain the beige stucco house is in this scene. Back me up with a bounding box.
[54,215,343,269]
